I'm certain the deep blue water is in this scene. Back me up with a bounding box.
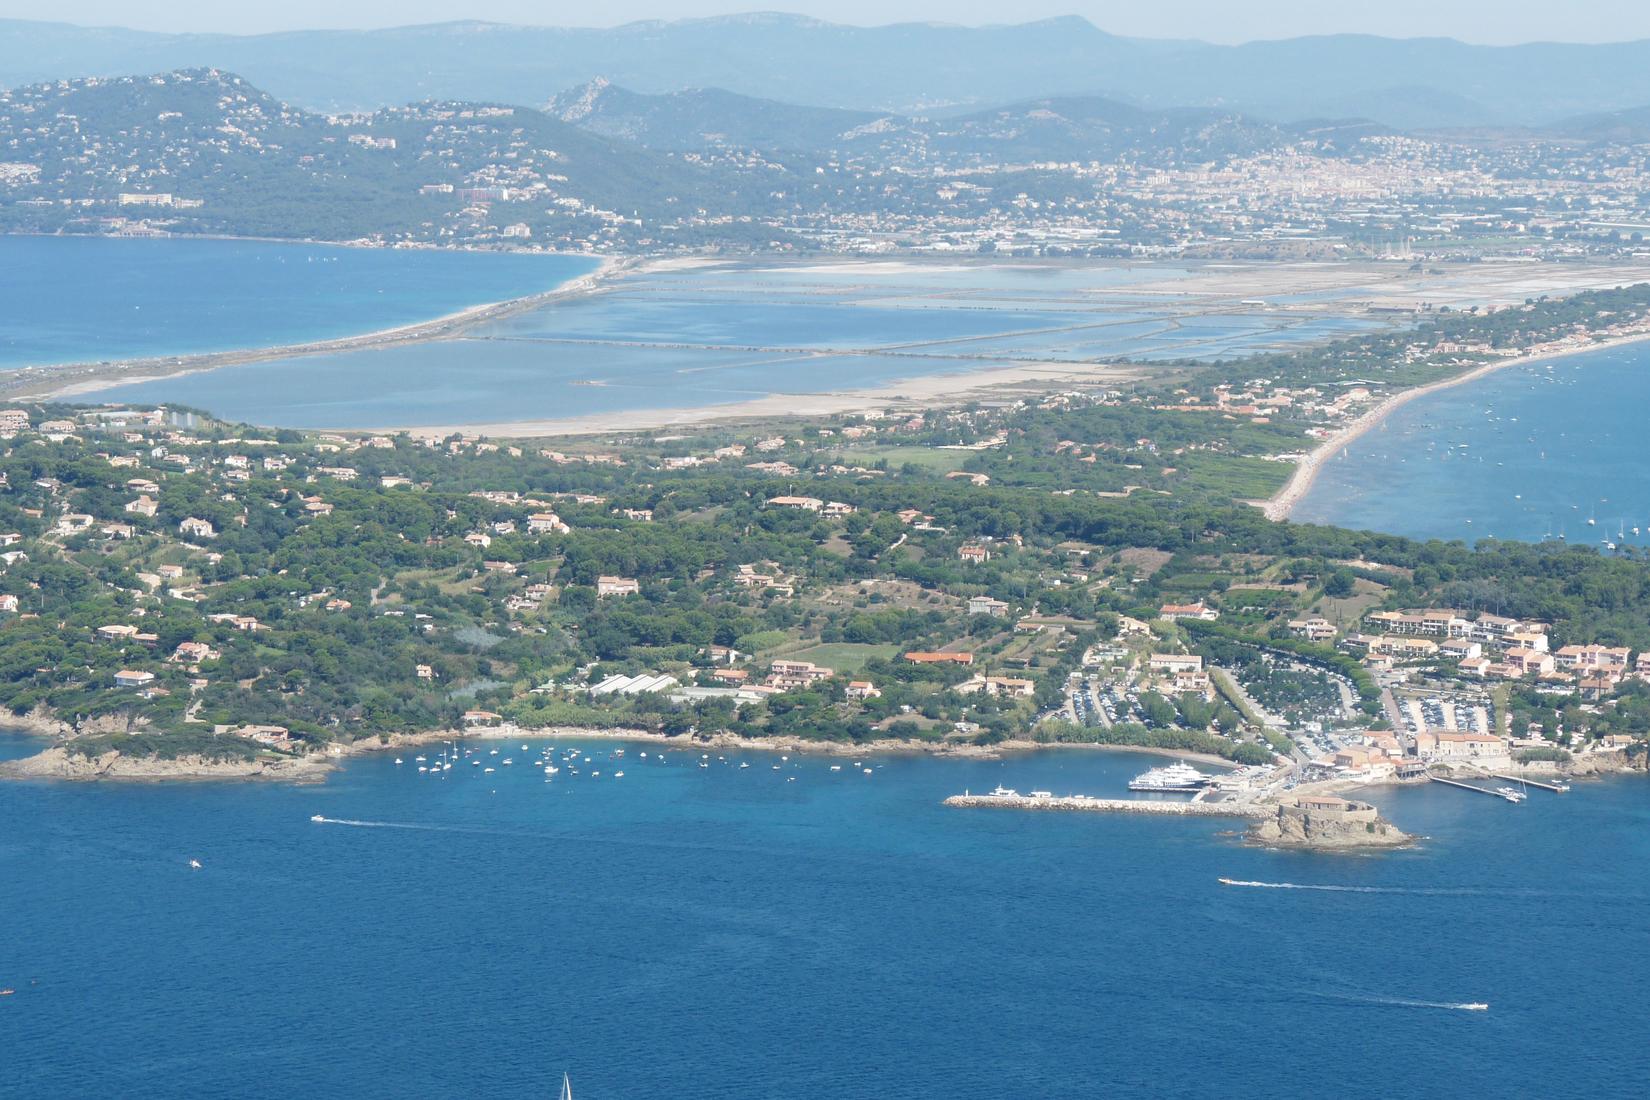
[1295,345,1650,544]
[4,736,1647,1097]
[0,237,595,369]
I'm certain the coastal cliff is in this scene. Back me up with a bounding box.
[1248,796,1412,850]
[0,746,335,783]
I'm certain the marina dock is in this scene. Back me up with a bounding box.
[1492,774,1569,792]
[944,792,1267,817]
[1428,775,1522,801]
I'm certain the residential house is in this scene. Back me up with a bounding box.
[172,641,220,664]
[596,576,641,598]
[527,512,570,534]
[765,495,824,512]
[1287,617,1337,642]
[956,675,1035,698]
[1159,602,1219,622]
[1553,644,1630,675]
[905,651,974,666]
[768,660,832,689]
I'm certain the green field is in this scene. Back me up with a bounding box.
[781,642,902,672]
[831,446,974,473]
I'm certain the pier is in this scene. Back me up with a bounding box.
[1428,775,1518,800]
[944,792,1267,817]
[1492,774,1569,792]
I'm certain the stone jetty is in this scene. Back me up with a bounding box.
[944,792,1267,817]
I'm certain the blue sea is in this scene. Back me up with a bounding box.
[3,734,1647,1098]
[73,253,1394,429]
[1294,344,1650,544]
[0,236,595,370]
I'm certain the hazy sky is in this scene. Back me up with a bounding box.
[5,0,1650,46]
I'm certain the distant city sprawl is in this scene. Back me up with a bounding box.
[6,70,1650,259]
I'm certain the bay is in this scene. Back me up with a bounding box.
[1294,344,1650,544]
[0,236,596,370]
[3,736,1646,1098]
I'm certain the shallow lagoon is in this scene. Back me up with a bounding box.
[93,258,1408,429]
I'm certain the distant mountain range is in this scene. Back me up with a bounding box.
[0,66,1405,254]
[0,69,777,244]
[8,14,1650,130]
[548,80,886,154]
[546,81,1374,162]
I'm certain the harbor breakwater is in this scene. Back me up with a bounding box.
[944,793,1267,817]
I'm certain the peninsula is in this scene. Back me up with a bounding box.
[4,278,1650,820]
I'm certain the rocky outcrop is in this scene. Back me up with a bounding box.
[1248,796,1412,850]
[0,747,335,783]
[1568,749,1649,776]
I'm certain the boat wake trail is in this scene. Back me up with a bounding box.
[309,816,474,833]
[1220,876,1645,904]
[1219,878,1481,896]
[1317,990,1489,1012]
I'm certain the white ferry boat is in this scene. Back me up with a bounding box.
[1128,762,1212,793]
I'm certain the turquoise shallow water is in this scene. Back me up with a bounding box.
[0,236,595,370]
[3,735,1647,1097]
[1294,345,1650,544]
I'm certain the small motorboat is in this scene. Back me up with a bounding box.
[188,859,203,870]
[310,814,325,823]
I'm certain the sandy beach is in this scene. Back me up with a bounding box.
[1262,328,1650,521]
[390,358,1143,439]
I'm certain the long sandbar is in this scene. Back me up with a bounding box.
[388,358,1143,440]
[7,254,629,403]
